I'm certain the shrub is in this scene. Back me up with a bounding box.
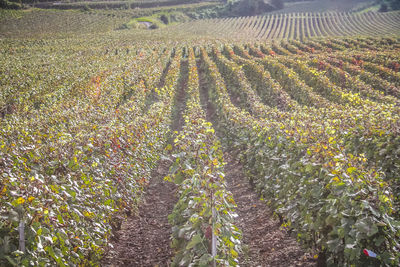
[0,0,22,9]
[81,4,91,12]
[379,3,388,12]
[228,0,276,16]
[160,14,169,24]
[390,0,400,10]
[149,23,159,29]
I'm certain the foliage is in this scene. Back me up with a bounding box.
[0,39,176,266]
[160,14,169,24]
[379,3,388,12]
[224,0,277,16]
[167,47,241,266]
[1,8,400,266]
[378,0,400,11]
[0,0,22,10]
[199,40,400,266]
[31,0,221,12]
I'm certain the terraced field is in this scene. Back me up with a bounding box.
[1,8,399,267]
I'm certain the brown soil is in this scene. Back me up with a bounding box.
[171,59,188,132]
[224,151,317,266]
[102,160,176,267]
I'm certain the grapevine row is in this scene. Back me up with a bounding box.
[173,11,400,41]
[199,43,399,265]
[0,43,175,265]
[167,47,241,266]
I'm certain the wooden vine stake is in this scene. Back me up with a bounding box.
[19,220,25,253]
[212,207,217,267]
[211,188,217,267]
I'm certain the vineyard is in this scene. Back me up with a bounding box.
[1,6,400,267]
[170,11,400,40]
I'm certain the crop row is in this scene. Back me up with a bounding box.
[0,41,175,265]
[0,39,243,266]
[198,40,399,265]
[167,47,241,266]
[172,11,400,40]
[232,41,400,214]
[225,42,399,193]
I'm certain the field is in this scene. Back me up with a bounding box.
[1,6,400,267]
[170,11,400,40]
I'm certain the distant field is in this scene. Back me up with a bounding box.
[2,9,399,40]
[169,11,400,40]
[276,0,375,13]
[33,0,219,10]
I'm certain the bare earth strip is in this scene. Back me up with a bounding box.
[224,152,316,266]
[102,160,176,266]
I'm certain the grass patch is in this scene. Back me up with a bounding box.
[135,16,162,29]
[120,10,190,30]
[118,19,148,30]
[136,17,157,23]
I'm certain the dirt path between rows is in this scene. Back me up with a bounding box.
[224,151,316,266]
[171,59,188,132]
[102,58,190,267]
[102,160,176,267]
[197,57,316,266]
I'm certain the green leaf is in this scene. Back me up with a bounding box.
[186,234,202,249]
[179,253,193,266]
[57,214,64,224]
[199,253,212,265]
[5,256,17,266]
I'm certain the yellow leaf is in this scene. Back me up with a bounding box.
[206,128,215,134]
[230,248,238,258]
[165,144,172,151]
[212,158,218,166]
[28,196,35,202]
[16,197,25,205]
